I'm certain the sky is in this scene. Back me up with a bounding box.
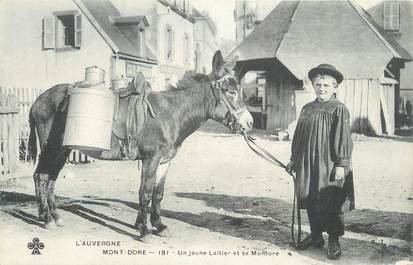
[191,0,384,40]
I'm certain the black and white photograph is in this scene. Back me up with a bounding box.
[0,0,412,264]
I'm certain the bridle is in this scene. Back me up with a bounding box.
[210,74,247,131]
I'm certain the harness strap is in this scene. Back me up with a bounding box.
[144,95,156,119]
[213,80,242,123]
[243,133,302,248]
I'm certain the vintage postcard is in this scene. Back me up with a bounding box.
[0,0,412,264]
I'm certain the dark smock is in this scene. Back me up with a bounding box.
[291,98,355,214]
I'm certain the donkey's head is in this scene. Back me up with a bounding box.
[209,51,253,133]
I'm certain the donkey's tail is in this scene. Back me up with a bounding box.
[28,110,37,164]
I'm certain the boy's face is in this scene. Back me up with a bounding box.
[312,74,337,102]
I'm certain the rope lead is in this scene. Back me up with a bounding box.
[242,132,302,248]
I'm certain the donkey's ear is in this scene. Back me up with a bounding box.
[133,72,145,91]
[212,50,224,76]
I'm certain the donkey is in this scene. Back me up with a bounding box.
[28,50,253,238]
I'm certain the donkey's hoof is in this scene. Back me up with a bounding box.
[138,228,151,238]
[55,218,65,227]
[44,221,56,230]
[137,234,154,244]
[136,225,152,243]
[153,227,171,238]
[135,222,150,237]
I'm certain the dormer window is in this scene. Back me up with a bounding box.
[111,15,149,58]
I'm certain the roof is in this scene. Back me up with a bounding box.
[192,8,217,35]
[158,0,195,23]
[76,0,157,62]
[110,15,148,27]
[192,8,204,18]
[229,0,412,79]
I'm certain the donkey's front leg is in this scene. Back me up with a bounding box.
[150,161,171,235]
[135,156,161,237]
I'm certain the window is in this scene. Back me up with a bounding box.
[138,28,145,58]
[383,1,400,31]
[183,33,191,64]
[42,11,81,50]
[165,25,174,61]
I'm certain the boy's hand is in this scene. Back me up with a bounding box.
[333,166,345,181]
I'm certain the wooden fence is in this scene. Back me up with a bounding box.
[0,87,44,160]
[0,87,92,164]
[0,93,19,179]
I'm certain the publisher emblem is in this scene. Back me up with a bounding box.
[27,237,45,255]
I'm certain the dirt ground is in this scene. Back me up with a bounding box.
[0,121,412,265]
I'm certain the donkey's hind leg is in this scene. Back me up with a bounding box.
[33,172,52,225]
[34,147,70,229]
[150,161,171,235]
[47,148,71,227]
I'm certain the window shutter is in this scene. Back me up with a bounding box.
[42,16,55,50]
[391,3,400,30]
[384,2,400,31]
[138,29,145,58]
[183,0,191,14]
[186,35,190,64]
[183,34,190,64]
[187,2,192,15]
[187,36,191,65]
[171,29,175,61]
[183,34,186,64]
[384,2,390,30]
[165,27,169,60]
[75,14,82,48]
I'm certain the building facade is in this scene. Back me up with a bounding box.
[0,0,196,91]
[234,0,278,45]
[367,0,413,126]
[145,0,195,90]
[0,0,114,89]
[192,9,219,74]
[368,1,413,91]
